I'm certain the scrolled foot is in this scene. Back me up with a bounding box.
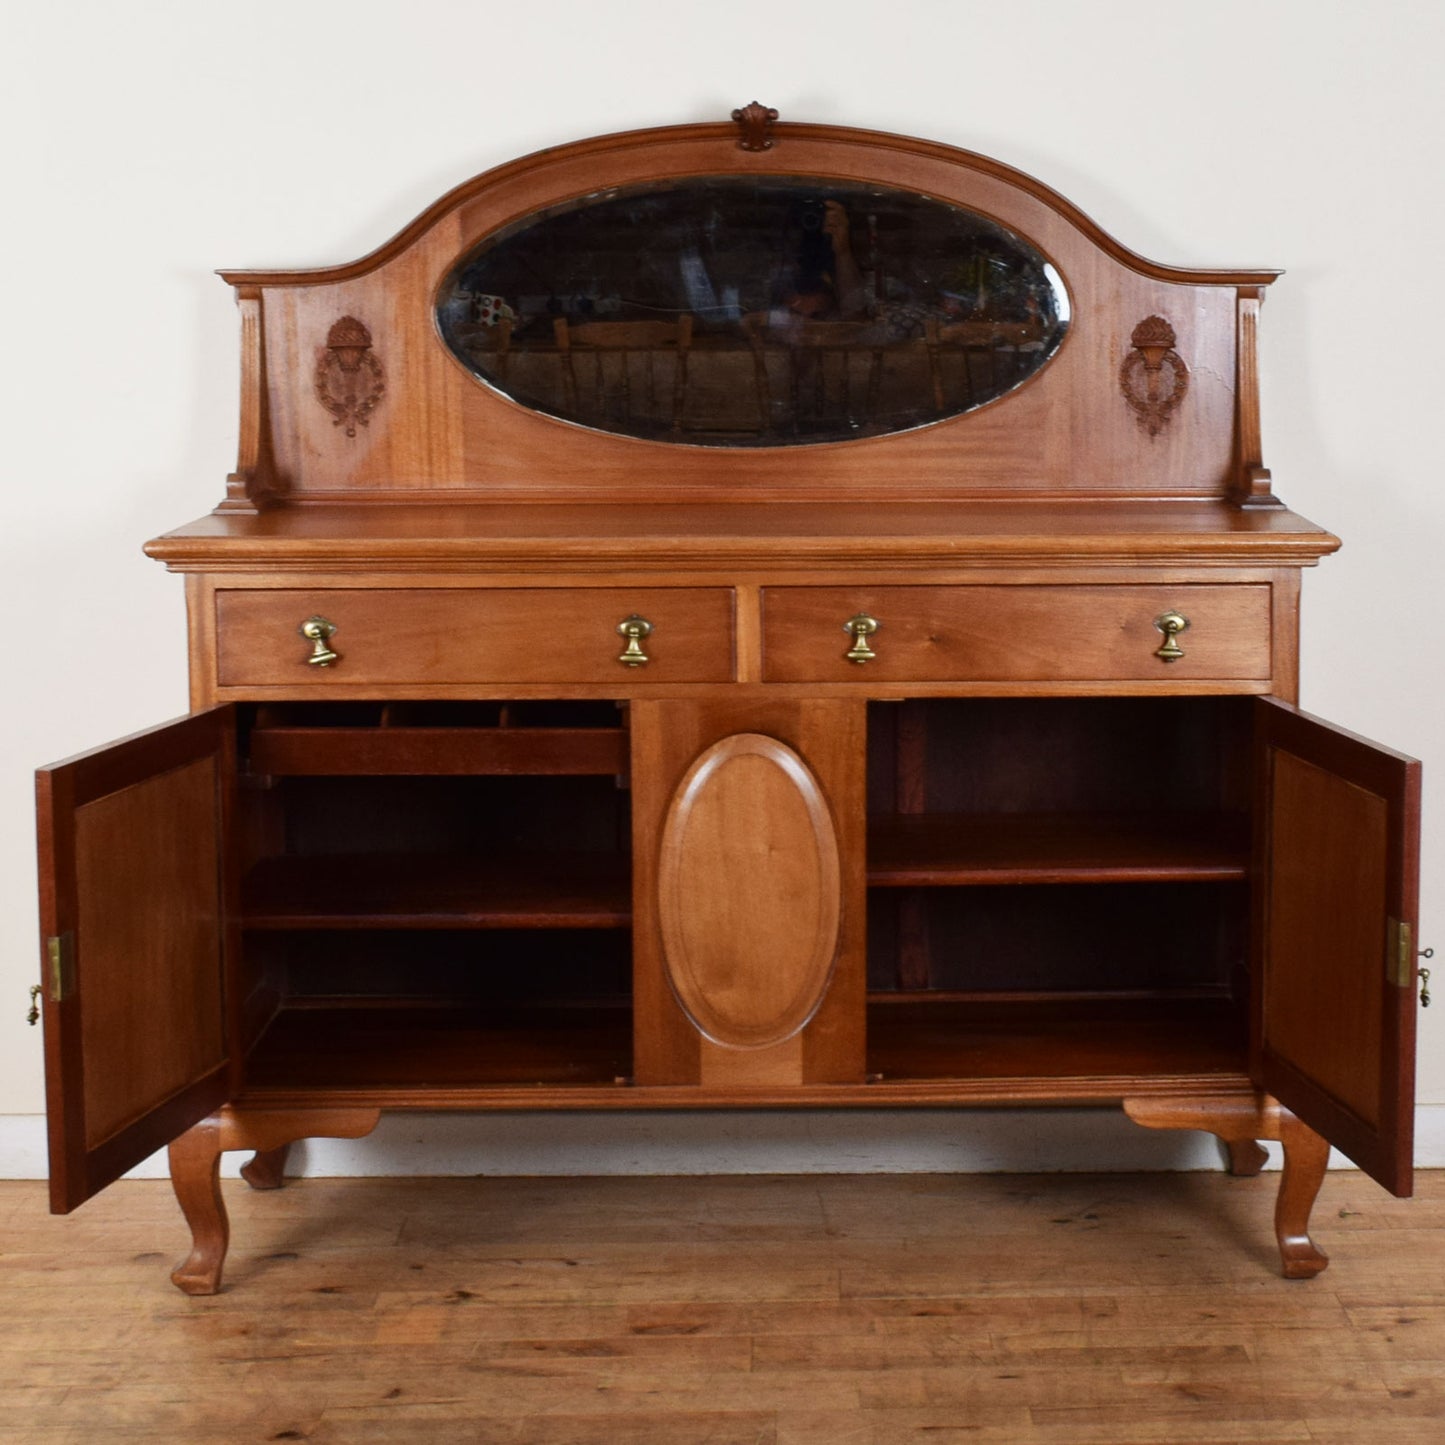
[1223,1137,1269,1177]
[171,1250,226,1296]
[240,1143,292,1191]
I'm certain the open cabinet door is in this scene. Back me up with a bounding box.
[37,707,236,1213]
[1255,698,1421,1196]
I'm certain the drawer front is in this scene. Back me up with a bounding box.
[216,588,735,686]
[762,584,1272,684]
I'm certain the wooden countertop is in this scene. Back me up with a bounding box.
[146,499,1341,573]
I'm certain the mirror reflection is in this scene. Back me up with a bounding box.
[437,178,1068,445]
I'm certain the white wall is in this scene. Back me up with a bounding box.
[3,0,1442,1175]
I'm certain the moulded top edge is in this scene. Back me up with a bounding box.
[214,116,1284,293]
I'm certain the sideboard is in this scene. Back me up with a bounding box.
[34,106,1422,1293]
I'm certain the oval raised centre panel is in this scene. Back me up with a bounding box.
[657,733,842,1051]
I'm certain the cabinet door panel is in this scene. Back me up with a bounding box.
[1255,698,1420,1195]
[658,733,843,1051]
[37,708,235,1212]
[631,699,866,1089]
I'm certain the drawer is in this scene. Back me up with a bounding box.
[216,588,735,686]
[761,585,1272,684]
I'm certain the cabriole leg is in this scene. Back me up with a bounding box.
[1274,1108,1331,1278]
[168,1106,381,1295]
[169,1116,228,1295]
[240,1143,292,1190]
[1123,1092,1330,1278]
[1224,1138,1269,1177]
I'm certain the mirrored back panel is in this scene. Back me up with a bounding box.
[438,178,1069,446]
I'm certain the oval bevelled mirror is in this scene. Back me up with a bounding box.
[437,177,1069,446]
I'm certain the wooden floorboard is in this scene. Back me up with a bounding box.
[2,1171,1443,1443]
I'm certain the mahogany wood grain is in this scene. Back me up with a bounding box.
[239,1143,290,1190]
[239,1074,1256,1113]
[865,879,1245,996]
[208,120,1284,505]
[36,113,1421,1293]
[1224,1137,1269,1176]
[147,500,1342,574]
[870,997,1246,1084]
[241,852,631,930]
[762,583,1272,684]
[168,1107,380,1294]
[1268,566,1302,704]
[1124,1093,1331,1278]
[245,1005,633,1091]
[235,996,1247,1108]
[630,700,866,1088]
[1252,699,1421,1197]
[76,759,226,1149]
[215,587,736,687]
[892,702,932,988]
[1234,290,1281,508]
[248,724,626,776]
[217,287,277,513]
[657,733,842,1052]
[867,811,1249,886]
[896,893,931,992]
[185,573,220,712]
[868,696,1252,817]
[36,708,237,1212]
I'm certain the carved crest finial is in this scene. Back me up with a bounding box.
[731,101,779,152]
[1120,314,1188,437]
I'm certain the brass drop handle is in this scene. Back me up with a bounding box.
[1154,611,1189,662]
[843,614,879,664]
[617,615,653,667]
[300,616,340,667]
[1420,947,1435,1008]
[26,984,41,1027]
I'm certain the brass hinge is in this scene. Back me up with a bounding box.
[45,932,74,1003]
[1387,918,1413,989]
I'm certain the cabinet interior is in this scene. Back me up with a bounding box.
[864,697,1252,1084]
[237,701,635,1090]
[234,696,1253,1096]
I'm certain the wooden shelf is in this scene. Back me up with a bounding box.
[241,852,631,930]
[245,1002,632,1090]
[867,812,1250,887]
[248,725,626,777]
[867,994,1246,1083]
[238,994,1245,1103]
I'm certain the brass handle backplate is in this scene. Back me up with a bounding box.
[843,614,879,664]
[300,616,340,667]
[617,615,653,667]
[1154,610,1189,662]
